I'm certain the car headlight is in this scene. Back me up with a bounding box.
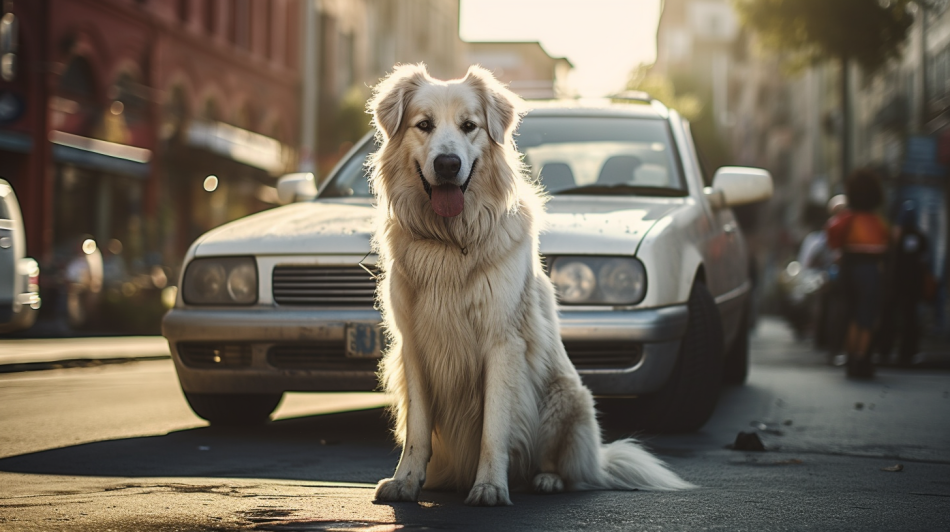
[551,260,596,302]
[550,256,646,305]
[183,257,258,305]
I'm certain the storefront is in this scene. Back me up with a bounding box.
[158,90,292,271]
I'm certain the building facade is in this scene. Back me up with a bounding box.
[465,41,573,100]
[0,0,302,331]
[313,0,466,174]
[0,0,567,332]
[654,0,950,325]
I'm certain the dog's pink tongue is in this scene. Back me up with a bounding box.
[431,184,464,218]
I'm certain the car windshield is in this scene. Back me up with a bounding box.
[318,114,685,198]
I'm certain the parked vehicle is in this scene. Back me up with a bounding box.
[0,179,41,334]
[777,260,828,340]
[163,96,772,430]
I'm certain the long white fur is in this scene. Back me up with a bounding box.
[368,64,694,506]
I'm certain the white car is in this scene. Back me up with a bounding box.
[163,97,772,430]
[0,179,40,334]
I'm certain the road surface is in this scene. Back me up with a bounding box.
[1,319,948,531]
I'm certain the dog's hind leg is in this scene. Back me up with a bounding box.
[533,374,601,493]
[539,375,695,492]
[375,351,433,502]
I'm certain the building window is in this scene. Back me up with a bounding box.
[226,0,251,49]
[285,7,296,69]
[204,0,215,35]
[202,98,219,122]
[178,0,188,23]
[53,56,99,136]
[160,85,189,141]
[233,103,252,129]
[264,0,273,60]
[59,57,96,100]
[113,72,148,126]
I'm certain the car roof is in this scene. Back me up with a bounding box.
[523,98,669,120]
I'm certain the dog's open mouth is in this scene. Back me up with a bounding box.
[417,160,476,218]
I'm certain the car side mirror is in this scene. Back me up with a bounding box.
[276,173,317,204]
[704,167,773,209]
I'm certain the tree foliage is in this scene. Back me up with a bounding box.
[732,0,915,72]
[624,64,703,120]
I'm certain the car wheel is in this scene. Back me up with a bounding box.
[183,392,283,426]
[631,281,724,433]
[722,307,750,386]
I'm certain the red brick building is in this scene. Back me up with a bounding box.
[0,0,301,329]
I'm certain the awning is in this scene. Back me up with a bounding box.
[185,120,285,175]
[49,130,151,178]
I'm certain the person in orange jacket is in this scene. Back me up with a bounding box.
[825,169,889,379]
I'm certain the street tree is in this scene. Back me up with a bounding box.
[732,0,915,176]
[624,65,732,172]
[624,64,702,121]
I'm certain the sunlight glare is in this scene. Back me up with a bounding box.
[460,0,662,97]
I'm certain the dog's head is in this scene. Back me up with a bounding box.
[368,64,525,223]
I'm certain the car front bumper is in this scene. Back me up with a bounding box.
[162,304,688,396]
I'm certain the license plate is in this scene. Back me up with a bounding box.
[345,323,385,359]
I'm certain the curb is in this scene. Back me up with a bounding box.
[0,337,171,373]
[0,355,171,374]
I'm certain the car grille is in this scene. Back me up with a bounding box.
[178,343,252,368]
[272,265,378,307]
[267,342,380,371]
[563,341,643,370]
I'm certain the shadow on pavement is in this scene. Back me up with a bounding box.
[0,408,400,483]
[0,383,769,486]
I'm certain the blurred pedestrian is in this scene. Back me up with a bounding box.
[826,170,889,379]
[878,201,930,366]
[813,195,849,360]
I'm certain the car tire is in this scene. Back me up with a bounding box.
[184,392,283,426]
[631,281,724,433]
[722,307,750,386]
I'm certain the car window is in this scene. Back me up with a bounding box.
[318,114,685,199]
[517,116,686,195]
[318,140,375,198]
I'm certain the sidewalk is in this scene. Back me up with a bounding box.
[0,337,170,372]
[754,315,950,369]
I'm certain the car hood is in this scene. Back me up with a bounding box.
[194,200,376,256]
[193,197,683,257]
[540,196,683,256]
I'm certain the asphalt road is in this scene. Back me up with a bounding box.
[1,319,949,531]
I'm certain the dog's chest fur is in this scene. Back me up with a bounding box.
[383,212,534,408]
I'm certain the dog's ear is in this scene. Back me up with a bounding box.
[369,64,428,140]
[464,65,524,146]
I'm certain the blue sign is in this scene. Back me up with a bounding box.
[895,184,946,281]
[902,135,947,178]
[0,90,25,126]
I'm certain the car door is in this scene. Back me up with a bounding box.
[678,122,747,341]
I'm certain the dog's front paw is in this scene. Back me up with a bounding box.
[464,482,512,506]
[374,477,420,502]
[532,473,565,494]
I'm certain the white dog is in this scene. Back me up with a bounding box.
[368,64,693,506]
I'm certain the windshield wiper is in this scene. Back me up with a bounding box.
[553,184,688,197]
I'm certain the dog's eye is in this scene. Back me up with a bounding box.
[461,120,477,133]
[416,120,433,133]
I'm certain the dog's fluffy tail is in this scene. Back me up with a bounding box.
[579,439,696,491]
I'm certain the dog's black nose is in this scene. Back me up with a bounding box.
[434,154,462,180]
